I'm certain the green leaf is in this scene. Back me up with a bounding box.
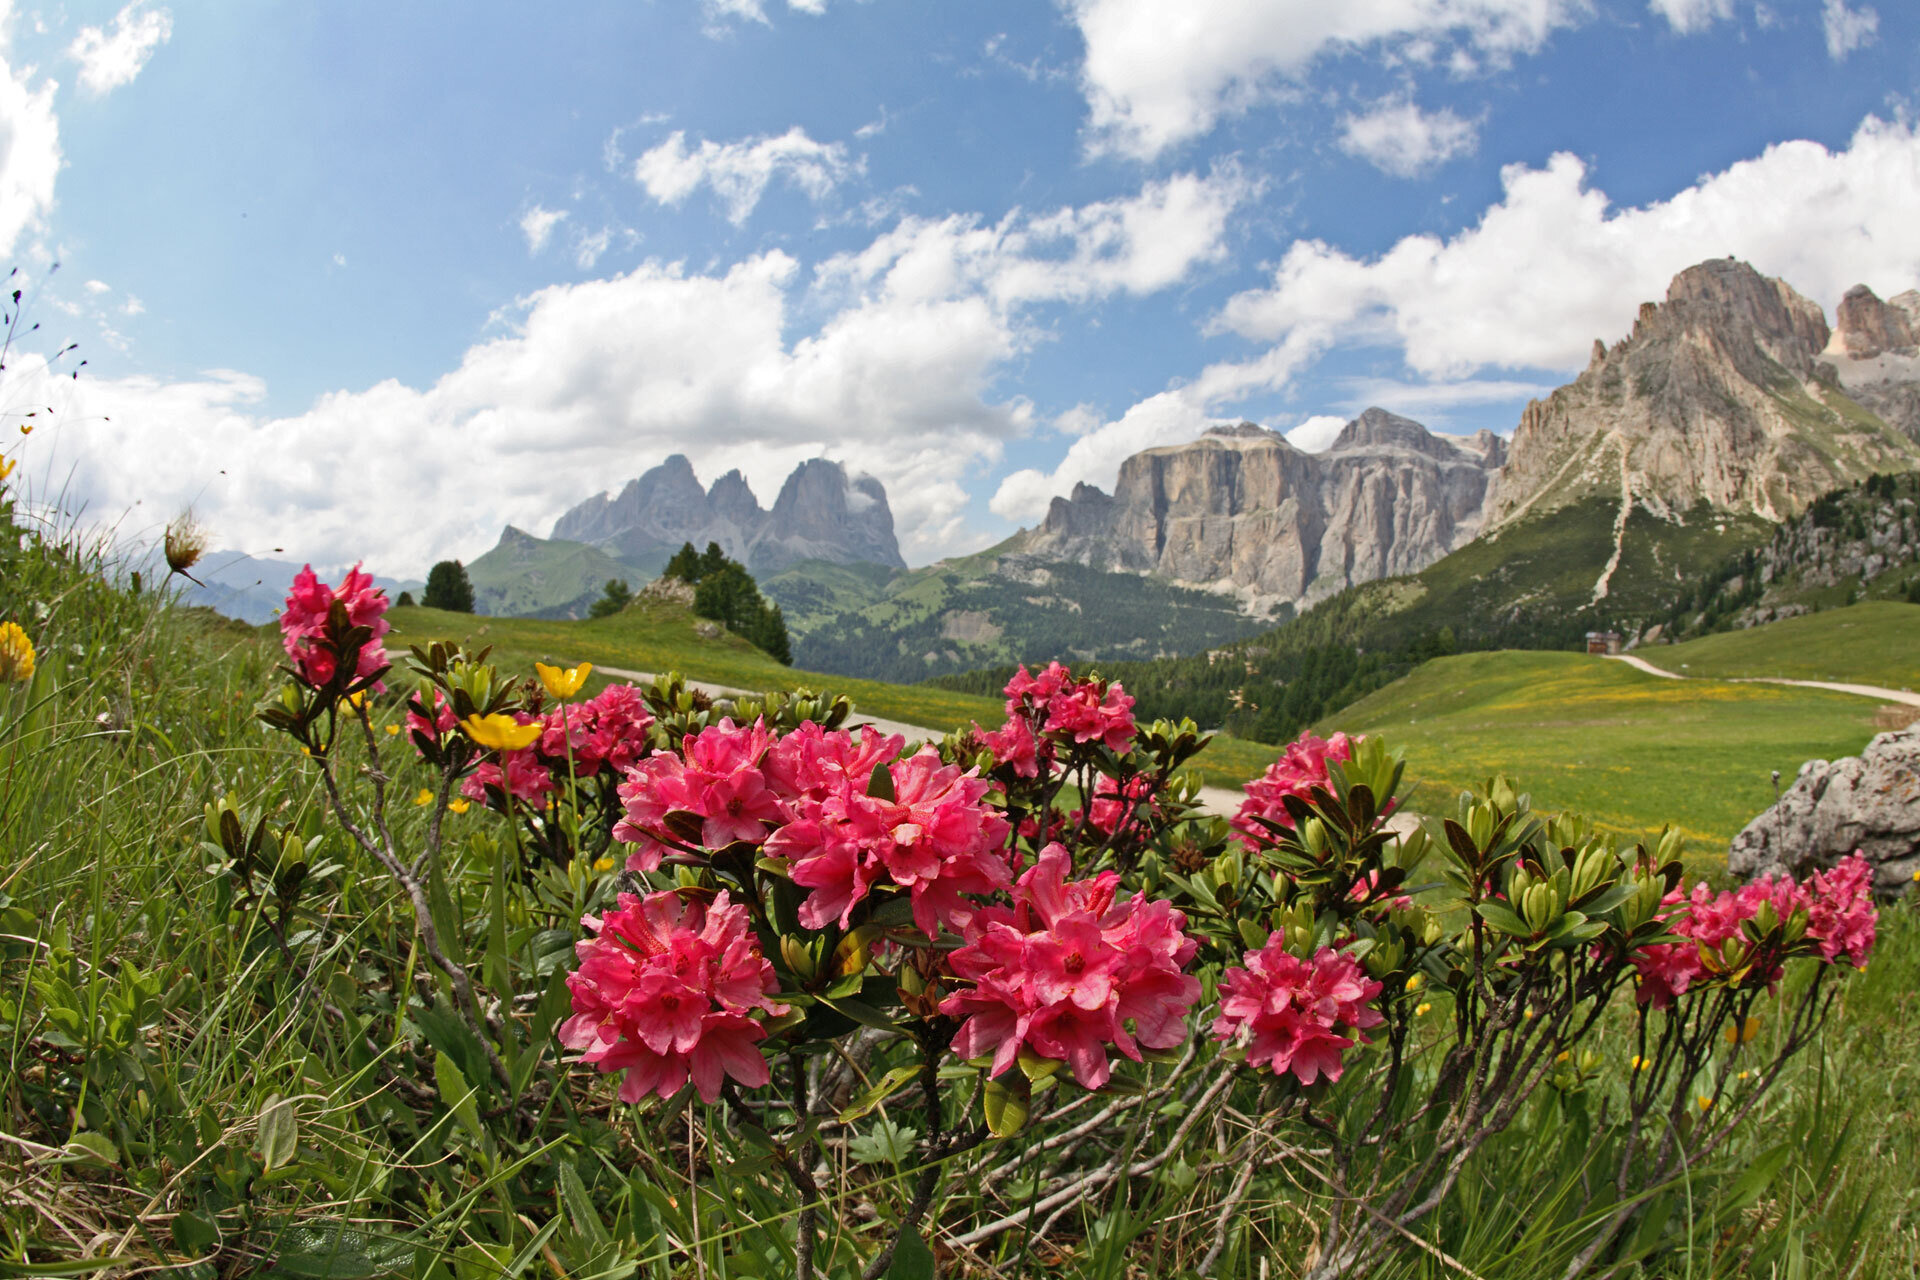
[842,1065,921,1124]
[883,1224,936,1280]
[557,1161,611,1248]
[171,1209,220,1256]
[59,1131,119,1168]
[867,762,897,802]
[256,1094,298,1170]
[817,994,898,1032]
[983,1075,1030,1138]
[1475,901,1532,936]
[434,1050,484,1146]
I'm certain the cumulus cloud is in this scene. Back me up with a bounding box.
[1821,0,1876,59]
[991,113,1920,524]
[635,127,857,225]
[519,205,568,254]
[1067,0,1585,158]
[29,173,1247,571]
[989,328,1326,522]
[0,35,60,257]
[1646,0,1734,34]
[1338,99,1479,177]
[1214,115,1920,380]
[67,1,172,97]
[1285,414,1347,452]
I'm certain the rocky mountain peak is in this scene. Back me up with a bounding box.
[1484,257,1919,533]
[1330,407,1462,460]
[549,455,906,577]
[1830,284,1919,360]
[1024,407,1501,607]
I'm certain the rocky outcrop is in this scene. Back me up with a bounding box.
[1728,728,1920,897]
[551,456,905,576]
[1021,408,1499,606]
[1823,284,1920,443]
[1484,259,1920,531]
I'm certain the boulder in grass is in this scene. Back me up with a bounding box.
[1728,728,1920,896]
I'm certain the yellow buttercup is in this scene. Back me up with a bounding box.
[463,713,543,752]
[536,661,593,701]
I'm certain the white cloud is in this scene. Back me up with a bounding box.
[1214,115,1920,380]
[1821,0,1876,59]
[700,0,830,31]
[1285,414,1347,452]
[31,173,1245,571]
[989,327,1325,522]
[573,226,612,269]
[1336,376,1557,418]
[635,127,858,225]
[1067,0,1586,159]
[0,30,61,257]
[519,204,568,254]
[66,1,172,97]
[84,278,110,293]
[1338,98,1478,178]
[991,113,1920,524]
[1647,0,1733,34]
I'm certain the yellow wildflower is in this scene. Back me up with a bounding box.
[1724,1016,1760,1046]
[0,457,15,482]
[1737,1070,1751,1081]
[385,724,401,736]
[448,798,471,815]
[536,660,593,701]
[1630,1055,1651,1072]
[17,424,29,435]
[345,689,369,709]
[1404,973,1423,993]
[593,855,617,874]
[1415,1002,1432,1016]
[462,713,542,752]
[0,621,35,683]
[1696,1095,1714,1112]
[1555,1050,1571,1064]
[414,789,434,807]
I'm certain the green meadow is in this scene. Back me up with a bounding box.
[1318,649,1884,859]
[1642,599,1920,689]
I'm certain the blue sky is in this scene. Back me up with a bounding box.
[4,0,1918,573]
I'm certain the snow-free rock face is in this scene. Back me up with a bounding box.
[1021,408,1500,606]
[1728,728,1920,897]
[1484,259,1920,531]
[1823,284,1920,444]
[550,455,905,576]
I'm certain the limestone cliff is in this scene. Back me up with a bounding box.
[1823,284,1920,444]
[1483,259,1920,532]
[1021,408,1500,607]
[551,455,905,576]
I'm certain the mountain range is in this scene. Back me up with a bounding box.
[550,455,905,579]
[392,256,1920,691]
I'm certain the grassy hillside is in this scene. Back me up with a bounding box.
[763,542,1273,682]
[465,526,650,619]
[1642,599,1920,689]
[1318,650,1883,855]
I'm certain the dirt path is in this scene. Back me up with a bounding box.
[1603,652,1920,708]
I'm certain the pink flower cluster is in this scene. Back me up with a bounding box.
[1232,732,1354,850]
[1212,940,1383,1086]
[560,890,788,1103]
[976,662,1138,778]
[941,844,1200,1088]
[280,564,390,688]
[616,720,1014,937]
[1632,853,1878,1009]
[1086,773,1159,836]
[409,685,657,808]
